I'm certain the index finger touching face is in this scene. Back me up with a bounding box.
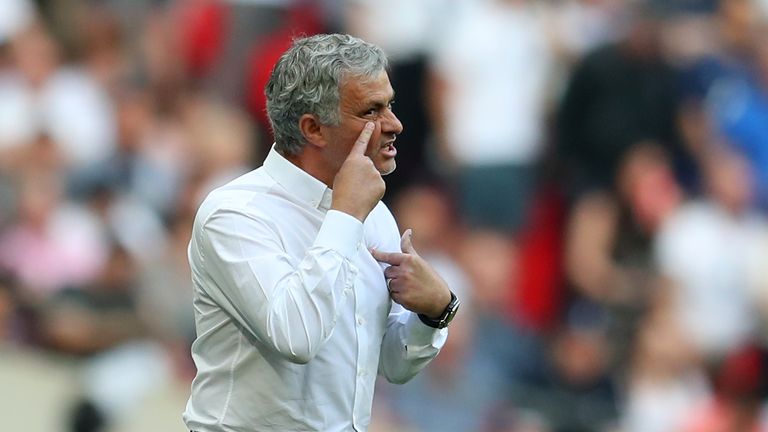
[350,121,375,157]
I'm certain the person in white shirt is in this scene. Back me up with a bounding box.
[183,33,460,432]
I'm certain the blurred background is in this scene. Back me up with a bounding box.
[3,0,768,431]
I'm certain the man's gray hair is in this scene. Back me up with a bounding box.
[265,33,388,155]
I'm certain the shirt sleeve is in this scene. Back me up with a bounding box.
[371,203,448,383]
[196,207,363,364]
[378,304,448,384]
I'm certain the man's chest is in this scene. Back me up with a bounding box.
[270,207,394,333]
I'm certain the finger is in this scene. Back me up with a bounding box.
[370,248,406,265]
[384,266,400,279]
[349,121,375,157]
[389,290,404,304]
[400,229,417,255]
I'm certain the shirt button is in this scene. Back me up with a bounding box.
[358,369,367,378]
[356,315,365,326]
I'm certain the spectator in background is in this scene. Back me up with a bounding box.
[548,0,625,63]
[65,82,194,292]
[513,300,620,432]
[39,243,144,356]
[680,345,768,432]
[0,22,116,171]
[39,242,173,432]
[428,0,556,233]
[0,170,107,302]
[83,7,123,87]
[458,230,545,424]
[705,25,768,212]
[557,2,686,197]
[653,0,720,67]
[564,143,683,366]
[667,0,760,191]
[183,94,257,201]
[654,148,768,362]
[622,300,710,432]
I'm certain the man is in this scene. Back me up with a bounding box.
[183,34,460,432]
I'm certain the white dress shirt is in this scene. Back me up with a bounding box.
[183,147,447,432]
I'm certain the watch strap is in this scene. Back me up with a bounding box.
[417,291,459,329]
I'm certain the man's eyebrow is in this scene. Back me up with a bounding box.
[365,93,396,109]
[355,91,396,116]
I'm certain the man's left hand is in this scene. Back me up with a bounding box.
[371,229,452,318]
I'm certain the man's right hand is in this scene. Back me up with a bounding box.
[332,122,385,222]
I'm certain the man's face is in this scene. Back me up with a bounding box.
[322,70,403,176]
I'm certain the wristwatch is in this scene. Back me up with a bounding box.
[418,291,460,329]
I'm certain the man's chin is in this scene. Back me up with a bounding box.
[378,161,396,176]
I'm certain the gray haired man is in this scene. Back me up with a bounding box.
[183,34,459,432]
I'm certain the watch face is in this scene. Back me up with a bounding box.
[443,298,460,326]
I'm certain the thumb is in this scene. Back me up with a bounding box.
[400,229,417,255]
[349,121,375,158]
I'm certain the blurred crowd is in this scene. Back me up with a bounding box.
[3,0,768,431]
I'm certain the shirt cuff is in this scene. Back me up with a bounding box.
[314,210,365,260]
[404,311,448,349]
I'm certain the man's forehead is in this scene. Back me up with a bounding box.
[340,71,393,102]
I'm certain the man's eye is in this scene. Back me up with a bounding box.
[364,109,378,117]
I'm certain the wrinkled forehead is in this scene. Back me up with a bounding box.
[339,67,389,88]
[337,74,393,114]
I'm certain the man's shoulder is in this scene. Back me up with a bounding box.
[194,168,277,224]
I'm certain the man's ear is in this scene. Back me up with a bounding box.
[299,114,326,149]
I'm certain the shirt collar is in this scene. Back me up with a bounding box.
[263,145,334,211]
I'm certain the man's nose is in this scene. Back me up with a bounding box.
[381,109,403,135]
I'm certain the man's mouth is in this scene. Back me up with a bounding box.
[381,141,397,157]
